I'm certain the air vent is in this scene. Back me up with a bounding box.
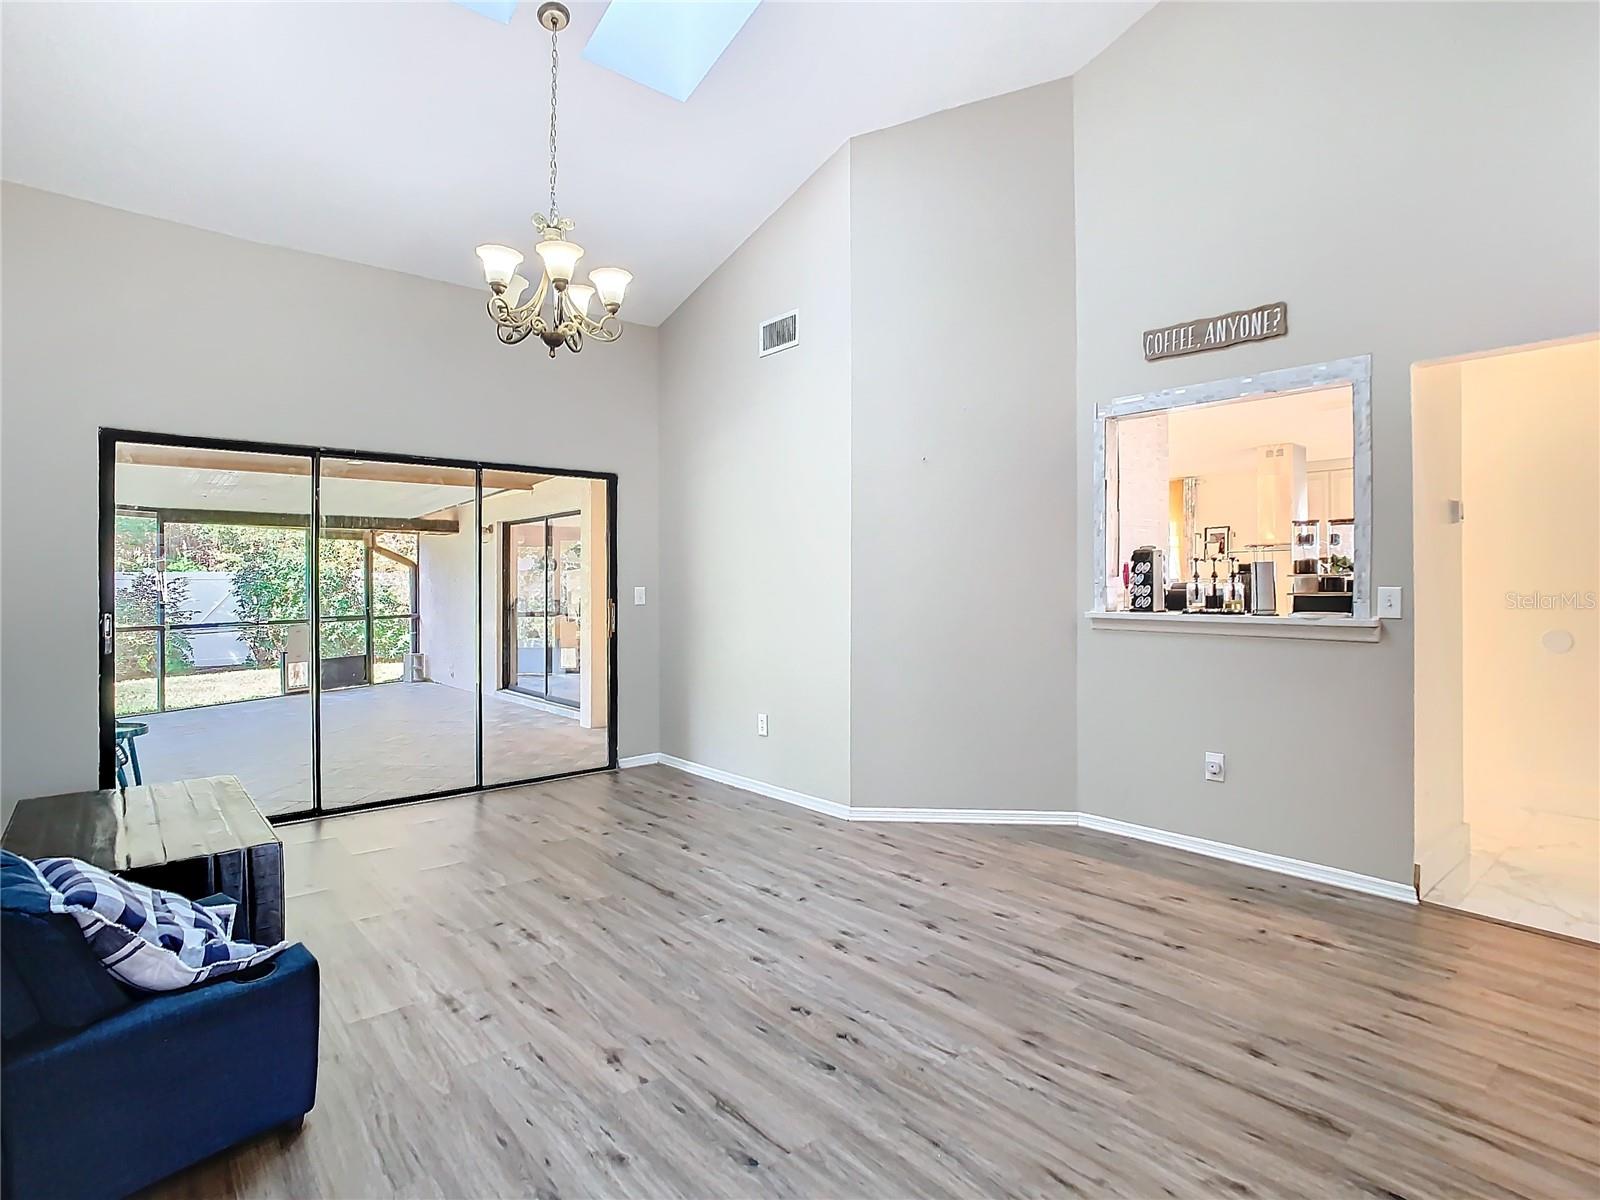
[758,310,798,357]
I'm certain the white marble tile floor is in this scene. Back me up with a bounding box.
[1424,803,1599,943]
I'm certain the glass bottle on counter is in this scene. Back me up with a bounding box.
[1205,557,1223,611]
[1224,556,1245,613]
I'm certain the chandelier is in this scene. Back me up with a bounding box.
[474,2,632,357]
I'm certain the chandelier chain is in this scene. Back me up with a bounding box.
[548,27,560,221]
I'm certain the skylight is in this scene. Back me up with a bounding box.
[582,0,760,102]
[452,0,518,24]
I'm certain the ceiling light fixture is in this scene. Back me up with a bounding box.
[474,2,632,357]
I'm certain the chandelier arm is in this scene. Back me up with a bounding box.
[570,311,623,342]
[487,295,530,331]
[527,272,550,318]
[489,274,553,331]
[489,300,537,333]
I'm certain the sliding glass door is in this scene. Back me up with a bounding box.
[481,472,610,787]
[503,512,584,707]
[547,514,584,708]
[505,517,551,700]
[100,433,616,820]
[108,443,316,816]
[316,458,479,811]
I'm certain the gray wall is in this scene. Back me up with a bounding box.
[9,2,1595,889]
[658,149,853,804]
[849,80,1077,810]
[0,184,662,813]
[1072,1,1600,882]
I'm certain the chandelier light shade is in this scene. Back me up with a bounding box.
[475,244,523,289]
[564,283,596,317]
[532,238,583,289]
[474,1,633,357]
[587,267,633,314]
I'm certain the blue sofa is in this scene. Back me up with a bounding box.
[1,851,319,1200]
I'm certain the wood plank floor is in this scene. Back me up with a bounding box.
[146,765,1600,1200]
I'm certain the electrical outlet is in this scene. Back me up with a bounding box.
[757,713,769,737]
[1204,751,1225,783]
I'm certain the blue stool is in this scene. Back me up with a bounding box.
[114,720,147,788]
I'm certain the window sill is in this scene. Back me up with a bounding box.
[1085,611,1383,643]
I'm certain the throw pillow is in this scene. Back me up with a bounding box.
[26,856,290,992]
[0,850,130,1037]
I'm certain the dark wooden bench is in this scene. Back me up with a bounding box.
[3,775,285,944]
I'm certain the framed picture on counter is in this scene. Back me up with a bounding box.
[1202,526,1231,558]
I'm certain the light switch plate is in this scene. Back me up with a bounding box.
[634,586,647,605]
[1378,586,1403,618]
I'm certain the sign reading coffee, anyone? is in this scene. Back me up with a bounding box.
[1143,301,1288,361]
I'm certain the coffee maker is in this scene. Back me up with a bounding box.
[1128,545,1166,612]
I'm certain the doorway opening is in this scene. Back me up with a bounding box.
[1412,334,1598,942]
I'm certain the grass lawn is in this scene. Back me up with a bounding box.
[117,662,404,716]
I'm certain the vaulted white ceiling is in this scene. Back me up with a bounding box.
[1,1,1149,325]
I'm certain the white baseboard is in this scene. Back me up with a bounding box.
[618,752,662,769]
[1075,812,1418,904]
[653,754,852,821]
[848,806,1080,825]
[622,754,1416,905]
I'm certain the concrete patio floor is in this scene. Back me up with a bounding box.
[134,682,609,816]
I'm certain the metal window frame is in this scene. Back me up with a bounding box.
[98,429,619,823]
[111,510,429,714]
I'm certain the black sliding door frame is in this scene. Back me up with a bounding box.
[97,428,619,823]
